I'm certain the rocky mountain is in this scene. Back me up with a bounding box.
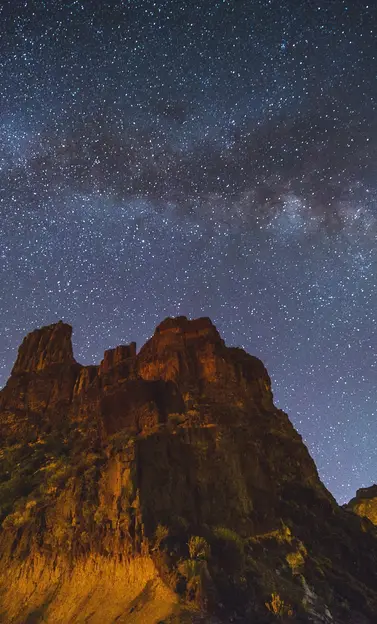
[0,317,377,623]
[346,486,377,527]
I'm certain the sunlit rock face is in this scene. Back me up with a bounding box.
[1,317,377,623]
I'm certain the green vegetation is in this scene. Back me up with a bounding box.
[177,536,211,605]
[154,523,169,548]
[211,526,245,571]
[0,421,105,532]
[188,535,210,560]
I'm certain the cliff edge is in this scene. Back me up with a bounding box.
[1,318,377,623]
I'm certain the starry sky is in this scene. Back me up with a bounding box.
[1,0,376,503]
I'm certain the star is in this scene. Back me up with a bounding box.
[0,0,376,504]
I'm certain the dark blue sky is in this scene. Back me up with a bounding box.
[1,0,376,503]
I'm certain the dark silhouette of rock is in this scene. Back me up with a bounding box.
[0,317,377,623]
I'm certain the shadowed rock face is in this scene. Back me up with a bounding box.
[1,317,377,623]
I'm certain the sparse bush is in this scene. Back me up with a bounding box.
[250,522,292,545]
[213,526,244,548]
[178,557,201,580]
[108,430,132,454]
[168,413,186,427]
[286,544,307,574]
[154,523,169,548]
[212,526,245,570]
[188,535,210,560]
[265,592,293,617]
[177,557,205,606]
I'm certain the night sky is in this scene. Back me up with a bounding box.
[1,0,376,503]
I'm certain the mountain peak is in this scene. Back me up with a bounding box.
[155,315,220,336]
[11,321,75,374]
[1,318,377,623]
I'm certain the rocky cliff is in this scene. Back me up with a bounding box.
[346,485,377,527]
[0,317,377,623]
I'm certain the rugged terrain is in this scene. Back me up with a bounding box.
[346,485,377,527]
[0,317,377,623]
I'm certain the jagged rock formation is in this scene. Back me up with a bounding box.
[1,317,377,623]
[346,485,377,527]
[11,320,75,374]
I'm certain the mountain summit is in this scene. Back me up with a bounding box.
[0,317,377,623]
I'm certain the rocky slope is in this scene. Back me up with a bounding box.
[346,485,377,527]
[0,317,377,623]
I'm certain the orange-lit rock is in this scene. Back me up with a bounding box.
[347,485,377,526]
[11,320,76,374]
[1,317,377,623]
